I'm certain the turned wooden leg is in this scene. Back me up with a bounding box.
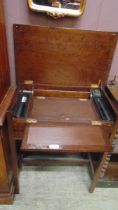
[89,120,118,193]
[89,152,110,193]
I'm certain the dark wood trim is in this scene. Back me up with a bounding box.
[0,86,16,125]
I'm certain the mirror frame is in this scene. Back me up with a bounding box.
[27,0,87,18]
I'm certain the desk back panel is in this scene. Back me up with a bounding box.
[13,25,117,86]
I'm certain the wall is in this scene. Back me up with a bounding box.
[3,0,118,85]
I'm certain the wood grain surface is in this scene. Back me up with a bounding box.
[28,97,100,122]
[21,124,111,152]
[13,24,117,86]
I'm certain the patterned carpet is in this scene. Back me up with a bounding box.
[0,166,118,210]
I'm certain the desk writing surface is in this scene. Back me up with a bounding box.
[28,97,100,122]
[21,124,111,152]
[21,95,111,153]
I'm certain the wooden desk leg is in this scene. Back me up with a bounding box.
[7,112,19,194]
[89,152,109,193]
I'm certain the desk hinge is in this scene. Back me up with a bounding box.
[91,84,99,89]
[91,121,102,126]
[26,118,38,124]
[91,80,101,89]
[24,80,34,85]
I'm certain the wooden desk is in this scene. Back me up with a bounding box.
[6,25,118,195]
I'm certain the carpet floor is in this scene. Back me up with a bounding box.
[0,166,118,210]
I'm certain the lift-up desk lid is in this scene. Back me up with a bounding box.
[13,24,117,86]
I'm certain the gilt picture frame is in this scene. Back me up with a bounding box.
[27,0,87,18]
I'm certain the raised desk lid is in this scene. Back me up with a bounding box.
[13,25,117,86]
